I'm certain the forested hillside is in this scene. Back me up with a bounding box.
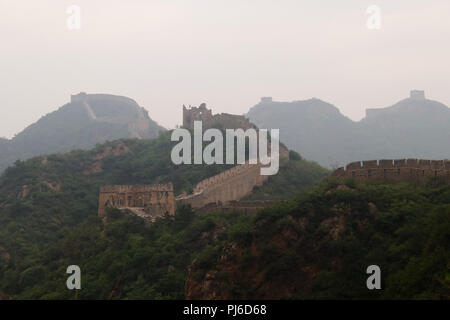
[0,132,328,299]
[186,180,450,299]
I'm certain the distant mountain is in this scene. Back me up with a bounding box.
[0,92,165,171]
[247,91,450,168]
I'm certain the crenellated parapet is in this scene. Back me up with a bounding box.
[332,159,450,184]
[100,184,174,193]
[182,103,255,131]
[98,183,175,218]
[176,163,268,209]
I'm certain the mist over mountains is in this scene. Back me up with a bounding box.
[0,90,448,300]
[2,90,450,172]
[247,91,450,168]
[0,93,164,172]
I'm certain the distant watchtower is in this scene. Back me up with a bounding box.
[71,92,88,103]
[410,90,425,100]
[182,103,257,131]
[182,103,213,129]
[260,97,273,104]
[98,183,175,218]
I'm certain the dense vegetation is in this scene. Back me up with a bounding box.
[245,151,327,201]
[1,177,448,299]
[0,132,328,299]
[0,205,229,299]
[187,179,450,299]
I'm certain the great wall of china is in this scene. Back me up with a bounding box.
[98,184,175,223]
[182,103,256,131]
[98,103,288,220]
[175,103,288,209]
[175,163,269,209]
[71,92,152,139]
[331,159,450,184]
[98,103,450,224]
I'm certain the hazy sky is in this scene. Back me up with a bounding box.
[1,0,449,138]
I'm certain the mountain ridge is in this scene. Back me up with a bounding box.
[247,91,450,168]
[0,93,165,172]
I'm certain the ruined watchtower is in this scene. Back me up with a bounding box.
[98,183,175,223]
[182,103,256,130]
[182,103,213,129]
[410,90,425,100]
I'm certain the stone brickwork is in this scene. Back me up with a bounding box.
[177,103,289,210]
[331,159,450,184]
[183,103,256,130]
[98,104,290,221]
[194,200,275,214]
[176,163,269,209]
[98,184,175,220]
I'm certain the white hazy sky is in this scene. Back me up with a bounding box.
[1,0,449,138]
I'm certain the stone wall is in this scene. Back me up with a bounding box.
[70,92,154,139]
[176,163,269,209]
[177,103,289,209]
[331,159,450,184]
[195,200,275,214]
[183,103,255,131]
[98,183,175,219]
[71,92,138,107]
[97,103,290,218]
[410,90,425,100]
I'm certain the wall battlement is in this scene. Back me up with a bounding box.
[260,97,273,104]
[178,103,288,209]
[71,92,137,107]
[176,163,268,209]
[332,159,450,184]
[100,184,174,193]
[71,92,88,103]
[98,183,175,219]
[194,163,254,192]
[182,103,255,130]
[410,90,425,100]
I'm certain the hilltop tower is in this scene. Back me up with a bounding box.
[260,97,273,104]
[182,103,213,129]
[71,92,88,103]
[410,90,425,100]
[98,183,175,222]
[182,103,255,130]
